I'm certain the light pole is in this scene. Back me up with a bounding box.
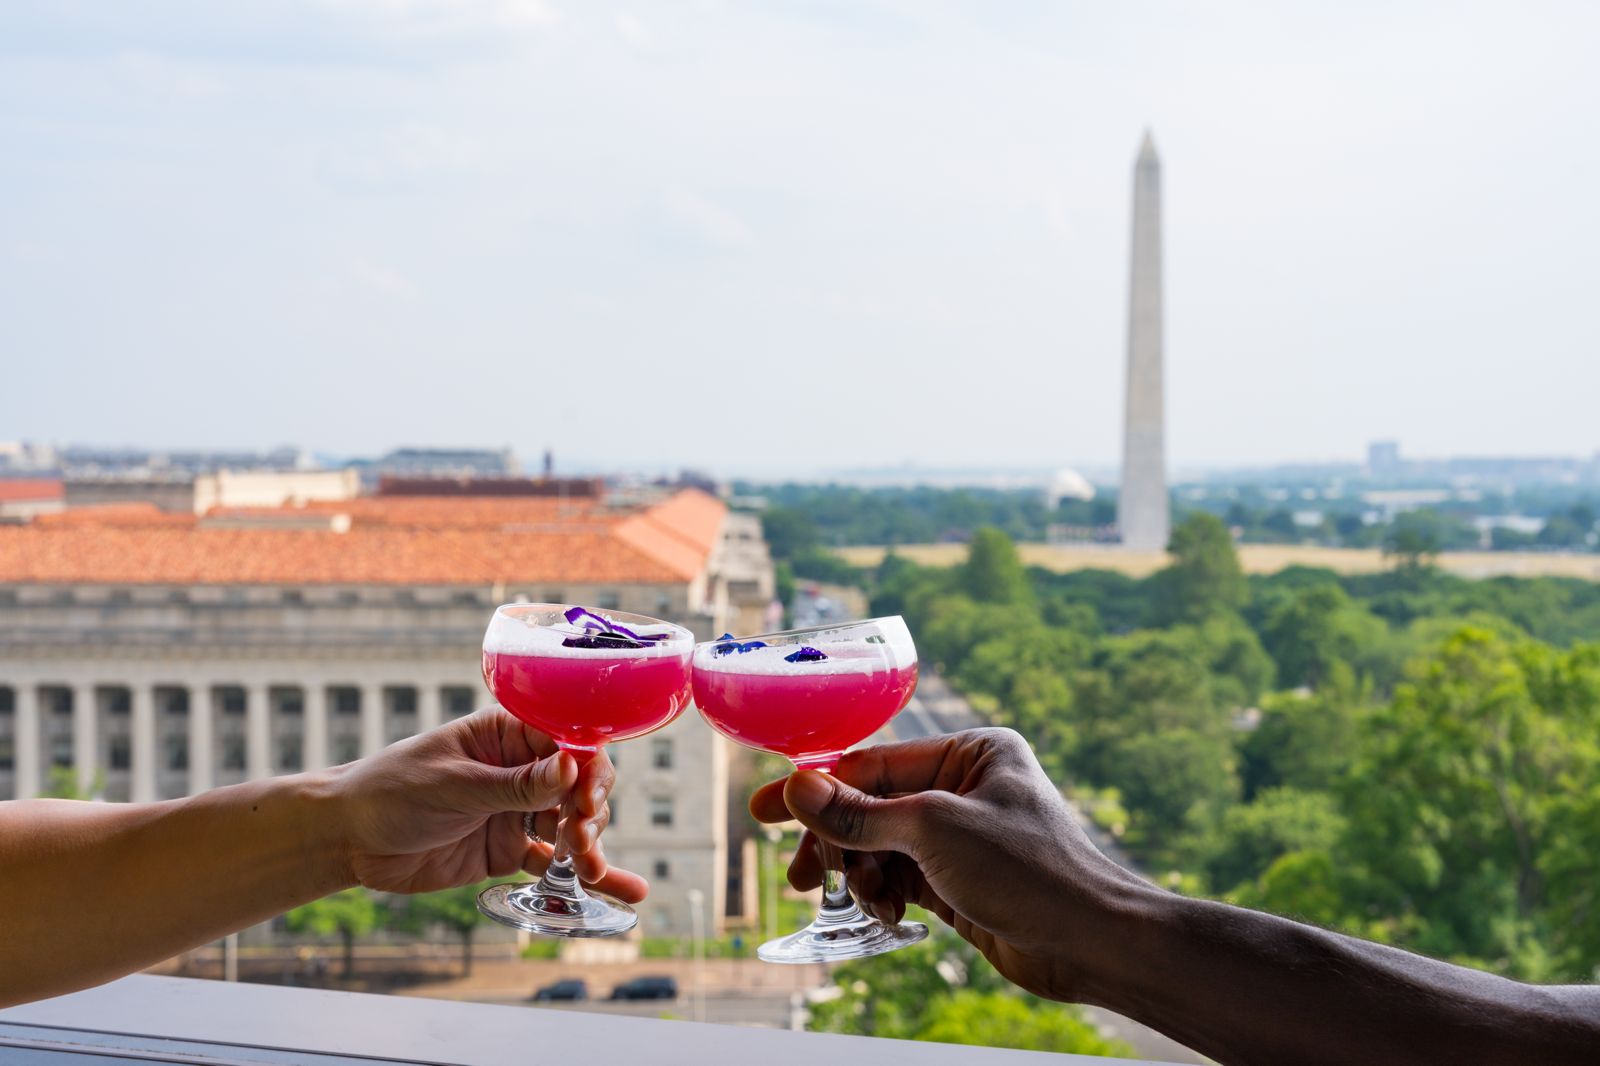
[764,825,783,946]
[686,888,707,1023]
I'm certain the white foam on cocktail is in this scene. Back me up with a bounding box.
[484,613,692,658]
[693,641,914,675]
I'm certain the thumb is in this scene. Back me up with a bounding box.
[478,752,576,812]
[784,770,928,853]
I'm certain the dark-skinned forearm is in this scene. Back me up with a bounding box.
[1086,888,1600,1066]
[0,773,356,1008]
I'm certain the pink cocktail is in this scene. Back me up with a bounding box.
[478,604,693,938]
[694,651,918,770]
[484,649,692,749]
[691,616,927,964]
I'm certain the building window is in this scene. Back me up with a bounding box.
[279,737,303,773]
[651,738,673,770]
[0,737,12,772]
[282,589,305,607]
[333,737,360,764]
[332,688,360,716]
[221,736,246,771]
[656,593,672,613]
[653,860,670,880]
[337,590,360,606]
[110,737,132,771]
[649,797,674,828]
[166,589,187,605]
[275,689,304,716]
[596,591,620,610]
[165,735,188,772]
[219,689,245,716]
[453,590,480,607]
[443,687,475,719]
[390,688,417,715]
[543,590,565,605]
[109,589,132,605]
[107,690,131,716]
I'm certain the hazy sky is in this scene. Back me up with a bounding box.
[4,1,1598,476]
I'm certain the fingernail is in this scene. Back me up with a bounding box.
[538,756,565,788]
[788,771,833,815]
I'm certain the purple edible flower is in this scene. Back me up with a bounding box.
[784,646,828,663]
[714,632,768,656]
[562,606,668,646]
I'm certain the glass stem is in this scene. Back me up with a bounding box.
[817,838,856,914]
[535,793,586,900]
[806,767,864,920]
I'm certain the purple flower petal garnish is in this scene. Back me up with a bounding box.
[784,646,828,663]
[714,632,769,656]
[562,606,667,646]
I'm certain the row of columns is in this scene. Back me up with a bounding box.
[5,682,456,802]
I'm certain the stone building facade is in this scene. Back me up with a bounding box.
[0,488,773,938]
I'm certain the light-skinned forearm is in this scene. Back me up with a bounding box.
[0,773,355,1008]
[1086,885,1600,1066]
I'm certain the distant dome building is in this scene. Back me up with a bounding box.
[1044,468,1096,510]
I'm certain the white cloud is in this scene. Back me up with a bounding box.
[316,0,559,37]
[614,11,650,50]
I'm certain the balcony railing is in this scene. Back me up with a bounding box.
[0,975,1185,1065]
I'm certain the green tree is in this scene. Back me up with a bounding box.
[42,766,103,800]
[912,991,1133,1056]
[1341,628,1600,974]
[958,527,1032,606]
[807,929,1007,1038]
[760,506,821,558]
[285,887,384,979]
[1259,583,1392,690]
[1102,729,1240,846]
[956,623,1086,773]
[1200,787,1346,893]
[1149,514,1247,625]
[403,883,489,977]
[1238,671,1364,798]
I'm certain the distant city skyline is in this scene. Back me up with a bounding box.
[4,3,1600,469]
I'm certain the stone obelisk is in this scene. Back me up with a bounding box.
[1118,130,1170,551]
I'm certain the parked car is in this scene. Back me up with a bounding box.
[532,979,588,1002]
[608,976,678,1001]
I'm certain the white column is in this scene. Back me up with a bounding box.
[360,684,385,759]
[417,683,442,734]
[304,684,328,772]
[247,683,272,781]
[130,685,157,804]
[14,684,40,800]
[73,683,98,798]
[188,685,214,795]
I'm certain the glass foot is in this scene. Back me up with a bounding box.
[758,910,928,964]
[477,882,638,938]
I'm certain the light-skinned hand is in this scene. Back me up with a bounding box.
[332,707,647,900]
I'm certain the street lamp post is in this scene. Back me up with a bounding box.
[764,825,783,946]
[686,888,707,1024]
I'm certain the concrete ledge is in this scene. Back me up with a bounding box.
[1,975,1184,1066]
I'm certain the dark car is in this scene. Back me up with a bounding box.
[532,979,588,1002]
[608,976,678,1001]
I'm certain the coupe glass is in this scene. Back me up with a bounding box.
[477,604,693,937]
[692,615,928,963]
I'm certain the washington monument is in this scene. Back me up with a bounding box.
[1118,130,1170,551]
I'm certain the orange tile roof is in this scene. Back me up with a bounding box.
[34,503,197,528]
[0,489,728,587]
[0,479,63,502]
